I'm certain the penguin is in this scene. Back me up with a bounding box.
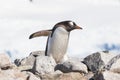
[29,20,82,63]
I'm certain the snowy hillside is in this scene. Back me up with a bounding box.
[0,0,120,61]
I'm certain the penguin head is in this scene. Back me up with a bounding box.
[55,20,82,32]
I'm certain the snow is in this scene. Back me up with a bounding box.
[0,0,120,61]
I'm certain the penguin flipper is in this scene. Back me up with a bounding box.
[29,30,52,39]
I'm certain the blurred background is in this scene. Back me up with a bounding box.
[0,0,120,61]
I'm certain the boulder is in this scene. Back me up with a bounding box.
[20,55,35,67]
[30,51,45,57]
[14,51,45,66]
[93,71,120,80]
[56,72,87,80]
[0,53,11,70]
[105,54,120,73]
[14,55,35,71]
[40,72,86,80]
[84,72,94,80]
[55,59,88,73]
[14,51,45,71]
[0,69,28,80]
[40,70,63,80]
[17,65,33,71]
[14,59,21,66]
[32,56,56,75]
[83,51,116,72]
[26,72,41,80]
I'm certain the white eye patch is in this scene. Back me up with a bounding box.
[69,22,74,26]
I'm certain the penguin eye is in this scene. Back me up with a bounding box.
[69,22,74,26]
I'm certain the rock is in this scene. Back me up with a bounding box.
[40,72,86,80]
[14,51,45,71]
[14,56,35,71]
[93,71,120,80]
[106,54,120,73]
[26,72,41,80]
[55,59,88,74]
[0,68,41,80]
[17,65,33,71]
[30,51,45,57]
[39,70,63,80]
[68,57,83,62]
[20,55,35,67]
[84,72,94,80]
[32,56,56,75]
[56,72,87,80]
[0,69,28,80]
[0,53,11,70]
[14,59,21,66]
[14,51,45,66]
[83,51,116,72]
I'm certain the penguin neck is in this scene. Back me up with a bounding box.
[51,27,69,37]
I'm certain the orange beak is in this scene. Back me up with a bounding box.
[75,26,83,30]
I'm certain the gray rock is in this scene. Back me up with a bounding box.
[20,55,35,67]
[14,55,35,71]
[14,51,45,71]
[14,51,45,66]
[93,71,120,80]
[55,59,88,74]
[83,51,116,72]
[32,56,56,75]
[14,59,21,66]
[105,54,120,73]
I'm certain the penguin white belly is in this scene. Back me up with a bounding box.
[47,27,69,63]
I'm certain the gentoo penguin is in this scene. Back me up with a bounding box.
[29,20,82,63]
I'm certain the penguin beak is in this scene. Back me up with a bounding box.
[75,26,83,30]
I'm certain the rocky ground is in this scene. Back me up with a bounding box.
[0,51,120,80]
